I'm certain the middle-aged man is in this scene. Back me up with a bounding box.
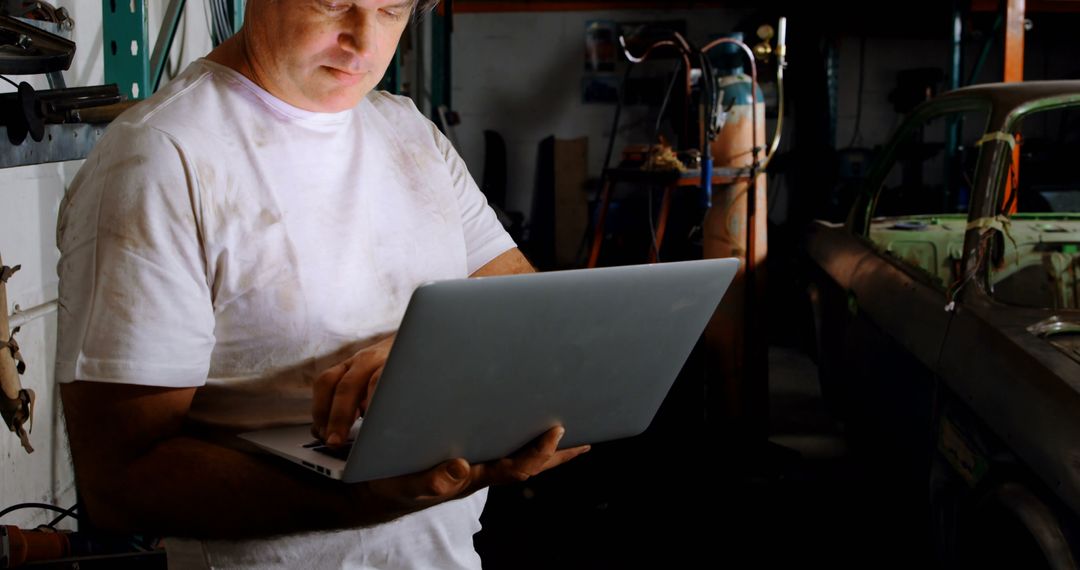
[55,0,590,568]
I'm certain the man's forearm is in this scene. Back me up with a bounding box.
[82,435,409,540]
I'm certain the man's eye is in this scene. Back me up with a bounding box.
[380,8,406,21]
[320,1,349,12]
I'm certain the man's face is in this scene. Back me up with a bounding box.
[244,0,413,112]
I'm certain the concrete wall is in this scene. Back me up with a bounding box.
[0,0,211,529]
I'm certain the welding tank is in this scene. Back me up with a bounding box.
[703,33,768,438]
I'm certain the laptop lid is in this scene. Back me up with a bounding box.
[339,258,738,483]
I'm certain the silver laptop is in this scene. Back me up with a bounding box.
[240,258,739,483]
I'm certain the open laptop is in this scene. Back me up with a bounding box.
[240,258,739,483]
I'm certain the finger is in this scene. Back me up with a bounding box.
[540,445,591,472]
[369,458,472,505]
[359,366,384,415]
[474,427,566,485]
[513,426,565,466]
[312,363,347,439]
[326,364,377,446]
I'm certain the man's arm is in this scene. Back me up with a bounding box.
[63,378,579,539]
[61,382,425,538]
[64,249,567,539]
[470,247,535,277]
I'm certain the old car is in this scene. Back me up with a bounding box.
[806,81,1080,568]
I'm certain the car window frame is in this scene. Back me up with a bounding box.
[975,96,1080,306]
[850,98,993,293]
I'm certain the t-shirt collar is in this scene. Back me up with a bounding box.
[197,58,356,125]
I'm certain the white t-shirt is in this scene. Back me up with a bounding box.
[55,59,516,569]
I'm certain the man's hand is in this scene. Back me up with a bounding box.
[312,335,394,447]
[364,426,589,512]
[311,248,535,447]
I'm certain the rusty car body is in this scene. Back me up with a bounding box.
[806,81,1080,568]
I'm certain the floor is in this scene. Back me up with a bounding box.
[474,345,939,569]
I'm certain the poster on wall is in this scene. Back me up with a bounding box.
[584,20,618,104]
[585,20,618,73]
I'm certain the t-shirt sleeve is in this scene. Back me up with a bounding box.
[55,124,215,387]
[430,123,517,275]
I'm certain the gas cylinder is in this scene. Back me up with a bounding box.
[703,34,768,438]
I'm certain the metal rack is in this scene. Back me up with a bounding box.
[0,123,108,168]
[0,1,245,170]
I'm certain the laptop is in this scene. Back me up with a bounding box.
[240,258,739,483]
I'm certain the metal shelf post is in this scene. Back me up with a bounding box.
[102,0,149,101]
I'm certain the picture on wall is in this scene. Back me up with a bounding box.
[585,20,618,72]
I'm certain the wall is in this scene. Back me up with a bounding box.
[834,15,1078,155]
[453,10,1080,225]
[451,8,753,217]
[0,0,212,529]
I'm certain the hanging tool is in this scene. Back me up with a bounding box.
[0,13,73,75]
[0,254,33,454]
[0,83,122,144]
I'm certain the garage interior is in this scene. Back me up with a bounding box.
[2,0,1080,568]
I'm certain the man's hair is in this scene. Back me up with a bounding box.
[262,0,440,18]
[415,0,440,17]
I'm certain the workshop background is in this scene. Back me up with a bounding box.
[3,0,1080,568]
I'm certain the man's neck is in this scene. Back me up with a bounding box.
[205,32,259,87]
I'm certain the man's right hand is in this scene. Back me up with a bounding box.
[312,335,395,446]
[363,426,590,513]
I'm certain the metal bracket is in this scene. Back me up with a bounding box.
[0,123,108,168]
[102,0,149,100]
[106,0,246,98]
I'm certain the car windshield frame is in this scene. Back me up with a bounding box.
[856,97,994,237]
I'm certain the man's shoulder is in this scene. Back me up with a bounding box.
[365,90,428,123]
[109,60,251,141]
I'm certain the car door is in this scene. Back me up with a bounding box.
[838,101,991,482]
[938,98,1080,511]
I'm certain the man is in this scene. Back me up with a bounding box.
[55,1,588,568]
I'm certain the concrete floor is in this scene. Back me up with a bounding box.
[475,346,938,568]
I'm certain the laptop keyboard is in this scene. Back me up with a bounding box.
[303,440,352,461]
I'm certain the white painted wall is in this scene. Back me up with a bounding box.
[0,0,212,529]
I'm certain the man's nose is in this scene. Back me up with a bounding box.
[338,9,379,62]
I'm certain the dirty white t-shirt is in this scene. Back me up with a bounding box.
[55,59,515,569]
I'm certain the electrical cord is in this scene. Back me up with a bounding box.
[205,0,233,46]
[0,503,82,527]
[0,75,18,87]
[699,49,719,144]
[654,59,683,143]
[577,61,637,267]
[47,504,79,528]
[619,34,694,143]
